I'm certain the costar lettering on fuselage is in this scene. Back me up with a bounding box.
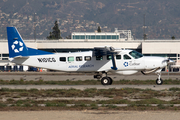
[129,61,140,66]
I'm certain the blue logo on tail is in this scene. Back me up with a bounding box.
[11,40,24,53]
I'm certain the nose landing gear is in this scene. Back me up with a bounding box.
[156,72,163,85]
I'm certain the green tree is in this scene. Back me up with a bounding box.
[47,21,62,40]
[97,26,101,32]
[143,34,147,40]
[171,36,175,40]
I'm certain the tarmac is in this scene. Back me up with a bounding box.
[0,111,180,120]
[0,72,179,81]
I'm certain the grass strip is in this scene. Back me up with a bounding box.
[0,87,180,110]
[0,79,180,85]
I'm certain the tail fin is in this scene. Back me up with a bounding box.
[7,27,53,58]
[7,27,28,58]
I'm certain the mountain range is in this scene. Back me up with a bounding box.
[0,0,180,39]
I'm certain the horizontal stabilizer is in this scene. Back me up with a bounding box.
[13,56,29,59]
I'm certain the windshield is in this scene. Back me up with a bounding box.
[129,50,143,59]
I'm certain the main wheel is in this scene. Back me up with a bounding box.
[156,78,163,85]
[101,77,110,85]
[108,77,113,85]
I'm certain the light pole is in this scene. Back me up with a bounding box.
[143,14,146,41]
[33,13,37,41]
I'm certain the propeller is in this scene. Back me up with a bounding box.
[162,58,174,65]
[162,57,175,73]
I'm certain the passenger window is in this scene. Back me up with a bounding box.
[96,56,103,60]
[85,56,91,61]
[68,57,74,62]
[116,55,121,60]
[60,57,66,62]
[76,56,82,61]
[124,55,131,60]
[107,55,112,60]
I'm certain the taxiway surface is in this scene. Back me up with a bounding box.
[0,72,179,81]
[0,111,180,120]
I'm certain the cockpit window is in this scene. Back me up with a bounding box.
[124,54,131,60]
[129,50,143,59]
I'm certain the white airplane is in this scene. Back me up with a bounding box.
[7,27,174,85]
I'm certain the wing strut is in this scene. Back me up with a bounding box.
[111,53,117,70]
[93,46,121,71]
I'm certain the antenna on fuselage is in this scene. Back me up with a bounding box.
[53,49,58,53]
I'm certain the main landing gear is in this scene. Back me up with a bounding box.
[94,72,113,85]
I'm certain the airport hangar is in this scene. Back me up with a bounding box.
[0,28,180,71]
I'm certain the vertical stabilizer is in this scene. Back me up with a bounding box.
[7,27,28,58]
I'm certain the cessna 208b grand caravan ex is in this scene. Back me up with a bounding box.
[7,27,174,85]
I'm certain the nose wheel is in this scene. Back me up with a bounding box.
[156,78,163,85]
[156,72,163,85]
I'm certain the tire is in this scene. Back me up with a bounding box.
[156,78,163,85]
[108,77,113,85]
[101,77,110,85]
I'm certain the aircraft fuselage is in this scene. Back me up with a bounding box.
[12,50,168,75]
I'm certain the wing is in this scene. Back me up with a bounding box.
[93,46,121,70]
